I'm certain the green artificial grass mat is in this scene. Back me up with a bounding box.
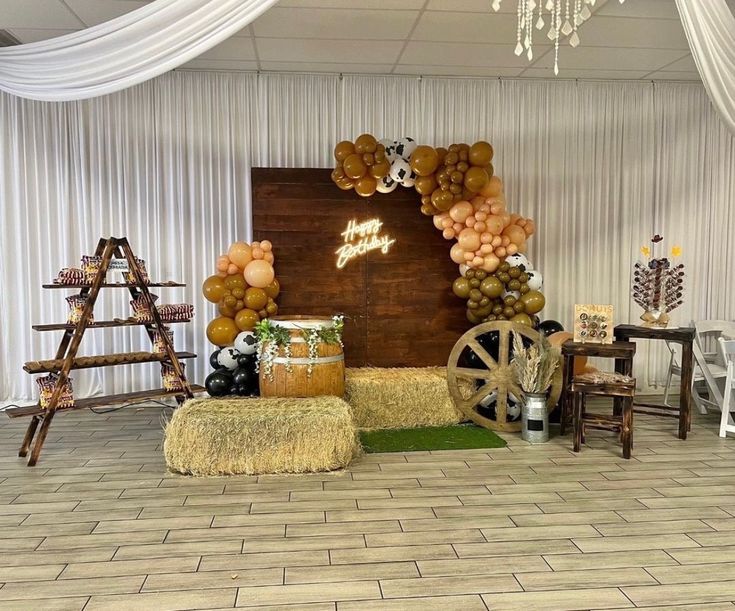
[359,424,507,453]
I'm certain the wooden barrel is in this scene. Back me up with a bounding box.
[259,317,345,398]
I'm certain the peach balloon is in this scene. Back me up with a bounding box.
[475,211,487,222]
[472,256,484,267]
[251,241,260,250]
[442,228,455,240]
[506,243,519,255]
[450,243,466,264]
[458,228,481,252]
[228,242,253,269]
[485,215,504,234]
[441,217,454,229]
[480,244,494,254]
[252,247,264,260]
[478,203,490,214]
[260,240,273,252]
[510,213,520,224]
[464,216,476,228]
[503,224,526,245]
[483,254,500,272]
[464,251,474,262]
[501,213,511,227]
[491,235,502,247]
[516,218,527,228]
[524,221,536,236]
[216,259,229,273]
[244,260,275,288]
[490,202,505,215]
[453,222,464,234]
[449,201,473,223]
[481,232,493,244]
[494,246,507,258]
[264,252,274,264]
[473,222,485,233]
[433,214,447,230]
[471,196,485,207]
[501,235,511,247]
[216,270,227,278]
[227,263,240,275]
[485,175,503,197]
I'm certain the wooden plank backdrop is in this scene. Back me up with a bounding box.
[252,168,467,367]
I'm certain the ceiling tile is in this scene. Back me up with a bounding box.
[197,37,257,61]
[645,70,701,81]
[179,59,259,71]
[413,11,520,44]
[252,7,418,40]
[277,0,425,8]
[259,61,396,73]
[7,28,79,43]
[530,45,687,71]
[0,0,82,29]
[520,67,651,80]
[660,54,697,71]
[256,38,403,63]
[596,0,681,20]
[396,64,524,77]
[573,16,688,49]
[64,0,147,26]
[426,0,518,13]
[401,41,534,68]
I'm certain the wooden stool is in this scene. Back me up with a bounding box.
[560,341,636,435]
[571,372,636,459]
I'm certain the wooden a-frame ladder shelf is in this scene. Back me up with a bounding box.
[6,237,204,466]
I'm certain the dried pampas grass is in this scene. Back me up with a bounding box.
[345,367,463,430]
[164,396,359,476]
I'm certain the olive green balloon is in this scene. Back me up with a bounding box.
[508,279,521,291]
[469,278,481,288]
[480,276,504,299]
[521,290,546,314]
[475,270,487,280]
[452,276,471,299]
[469,288,483,302]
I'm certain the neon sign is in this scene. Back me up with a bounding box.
[335,218,396,269]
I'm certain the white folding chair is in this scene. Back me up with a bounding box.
[719,337,735,438]
[662,339,728,414]
[696,320,735,364]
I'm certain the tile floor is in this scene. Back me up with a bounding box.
[1,401,735,610]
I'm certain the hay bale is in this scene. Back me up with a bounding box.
[345,367,464,430]
[164,396,359,476]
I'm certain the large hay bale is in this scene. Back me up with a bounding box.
[164,396,359,476]
[345,367,464,430]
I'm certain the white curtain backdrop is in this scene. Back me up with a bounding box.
[1,71,734,402]
[0,0,277,101]
[676,0,735,135]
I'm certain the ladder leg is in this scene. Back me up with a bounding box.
[27,410,56,466]
[18,415,41,457]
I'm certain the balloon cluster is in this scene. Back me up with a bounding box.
[205,331,259,397]
[202,240,280,347]
[433,180,534,274]
[452,253,546,326]
[331,134,392,197]
[411,141,495,217]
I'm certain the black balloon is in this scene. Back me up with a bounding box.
[477,331,500,361]
[237,353,257,369]
[232,367,255,390]
[459,346,487,370]
[205,370,232,397]
[538,319,564,337]
[209,349,222,369]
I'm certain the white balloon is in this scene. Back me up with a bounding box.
[526,270,543,291]
[217,346,240,369]
[376,175,397,193]
[480,391,498,408]
[400,176,416,188]
[234,331,258,355]
[394,136,417,160]
[505,253,530,270]
[389,158,412,183]
[459,264,469,277]
[502,290,521,300]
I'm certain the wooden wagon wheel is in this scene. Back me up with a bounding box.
[447,321,563,433]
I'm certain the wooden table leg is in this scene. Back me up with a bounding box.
[679,340,694,440]
[573,392,582,452]
[560,354,574,436]
[27,410,56,467]
[18,415,41,457]
[622,396,633,459]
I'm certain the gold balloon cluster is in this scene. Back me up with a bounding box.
[331,134,391,198]
[452,262,546,326]
[202,241,281,347]
[412,141,495,216]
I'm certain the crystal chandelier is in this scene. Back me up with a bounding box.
[491,0,626,75]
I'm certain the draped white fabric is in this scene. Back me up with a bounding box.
[0,0,277,102]
[1,72,734,402]
[676,0,735,135]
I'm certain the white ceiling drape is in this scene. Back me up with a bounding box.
[0,0,277,102]
[1,72,733,402]
[675,0,735,135]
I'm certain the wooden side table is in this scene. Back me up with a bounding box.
[560,341,636,436]
[613,324,695,440]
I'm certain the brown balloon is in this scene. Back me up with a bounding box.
[469,141,494,166]
[244,287,268,311]
[343,153,367,180]
[354,133,377,154]
[354,175,377,197]
[362,152,375,165]
[435,147,448,164]
[420,203,435,216]
[369,159,391,179]
[431,188,454,211]
[414,174,438,195]
[335,176,354,191]
[409,145,440,177]
[453,276,471,298]
[202,275,226,304]
[224,274,246,290]
[264,278,280,299]
[235,308,260,332]
[334,140,355,162]
[464,166,489,193]
[331,165,345,181]
[206,316,239,346]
